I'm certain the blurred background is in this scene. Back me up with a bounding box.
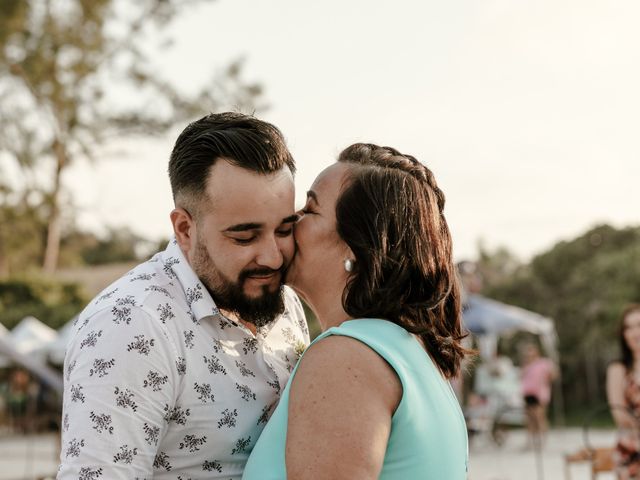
[1,0,639,478]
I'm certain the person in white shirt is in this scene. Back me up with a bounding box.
[58,112,309,480]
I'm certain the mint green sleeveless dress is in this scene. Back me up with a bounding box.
[242,319,468,479]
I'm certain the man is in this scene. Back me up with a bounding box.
[58,113,309,479]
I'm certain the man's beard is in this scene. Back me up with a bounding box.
[192,241,286,328]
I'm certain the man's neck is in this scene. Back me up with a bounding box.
[220,309,257,336]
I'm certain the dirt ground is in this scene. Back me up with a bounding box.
[0,427,620,480]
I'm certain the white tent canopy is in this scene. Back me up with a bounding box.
[0,322,10,368]
[0,335,63,394]
[463,294,554,336]
[43,315,78,365]
[463,294,558,361]
[462,293,564,424]
[9,316,58,356]
[0,316,64,394]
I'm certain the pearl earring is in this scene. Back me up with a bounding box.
[344,259,354,272]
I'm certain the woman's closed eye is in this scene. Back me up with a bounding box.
[300,205,316,215]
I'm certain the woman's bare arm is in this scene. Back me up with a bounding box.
[285,335,402,480]
[607,362,636,429]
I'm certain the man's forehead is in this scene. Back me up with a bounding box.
[202,162,295,228]
[206,161,293,193]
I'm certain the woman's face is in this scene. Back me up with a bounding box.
[623,310,640,354]
[285,162,353,305]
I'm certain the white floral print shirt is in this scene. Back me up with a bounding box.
[58,239,309,480]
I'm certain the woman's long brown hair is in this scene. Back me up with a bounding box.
[336,143,470,378]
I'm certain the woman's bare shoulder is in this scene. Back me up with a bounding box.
[607,361,627,378]
[292,334,402,412]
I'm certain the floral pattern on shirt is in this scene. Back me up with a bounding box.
[58,239,308,479]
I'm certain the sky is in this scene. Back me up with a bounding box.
[64,0,640,261]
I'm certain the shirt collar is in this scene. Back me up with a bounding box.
[160,237,220,324]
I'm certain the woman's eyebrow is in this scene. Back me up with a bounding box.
[307,190,319,205]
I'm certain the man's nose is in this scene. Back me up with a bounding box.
[256,236,284,270]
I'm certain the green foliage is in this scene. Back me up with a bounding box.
[0,187,48,275]
[479,224,640,409]
[476,241,522,287]
[61,227,149,266]
[0,277,88,330]
[0,189,157,273]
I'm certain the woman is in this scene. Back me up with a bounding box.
[607,303,640,479]
[243,143,470,479]
[520,343,557,448]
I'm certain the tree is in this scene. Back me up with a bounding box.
[77,227,147,265]
[481,224,640,409]
[0,276,88,330]
[0,0,264,272]
[473,241,523,291]
[0,184,49,277]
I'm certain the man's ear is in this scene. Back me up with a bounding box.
[170,207,195,254]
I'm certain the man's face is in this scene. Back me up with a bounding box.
[187,160,297,327]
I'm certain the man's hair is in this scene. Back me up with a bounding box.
[335,143,469,378]
[168,112,295,215]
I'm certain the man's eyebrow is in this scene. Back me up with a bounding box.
[223,215,299,233]
[307,190,318,204]
[223,222,262,233]
[282,214,299,224]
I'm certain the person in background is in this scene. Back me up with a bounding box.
[607,303,640,480]
[6,368,37,433]
[520,342,557,448]
[243,143,470,479]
